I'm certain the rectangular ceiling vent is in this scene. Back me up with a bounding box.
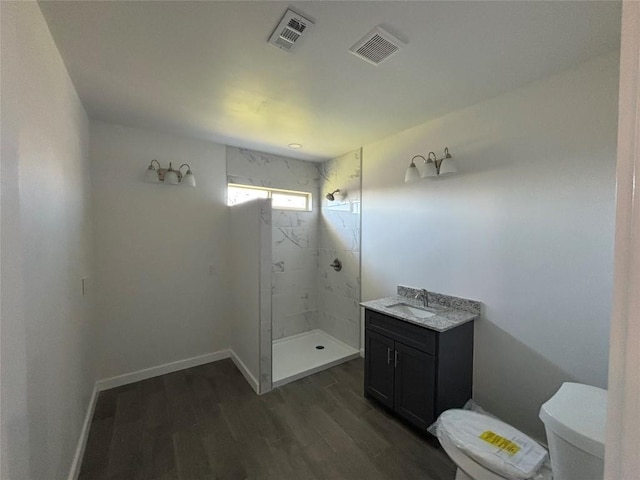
[268,9,314,53]
[349,26,403,66]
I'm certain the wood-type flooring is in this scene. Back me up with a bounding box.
[78,358,456,480]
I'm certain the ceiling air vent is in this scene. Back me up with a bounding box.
[349,26,403,65]
[268,9,314,53]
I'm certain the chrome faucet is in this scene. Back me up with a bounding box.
[414,289,429,307]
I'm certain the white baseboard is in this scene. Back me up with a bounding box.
[67,384,99,480]
[229,349,260,394]
[95,349,230,391]
[70,348,233,479]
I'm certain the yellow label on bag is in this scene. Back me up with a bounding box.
[479,430,521,456]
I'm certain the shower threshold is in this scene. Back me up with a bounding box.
[272,329,360,388]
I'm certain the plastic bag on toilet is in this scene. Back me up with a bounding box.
[427,399,486,436]
[531,462,553,480]
[429,401,553,480]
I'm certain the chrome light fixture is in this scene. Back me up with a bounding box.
[404,147,456,182]
[421,147,456,177]
[145,160,196,187]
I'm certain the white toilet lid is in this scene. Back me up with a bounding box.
[437,410,548,480]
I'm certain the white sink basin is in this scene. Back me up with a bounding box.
[386,303,436,319]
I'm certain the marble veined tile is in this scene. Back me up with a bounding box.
[228,145,363,366]
[314,148,363,351]
[273,227,315,249]
[227,147,321,189]
[258,201,272,393]
[271,248,318,272]
[273,289,318,318]
[272,210,317,229]
[272,271,296,295]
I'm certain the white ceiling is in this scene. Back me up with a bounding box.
[39,1,621,161]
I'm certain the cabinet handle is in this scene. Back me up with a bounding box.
[387,347,392,365]
[394,350,399,368]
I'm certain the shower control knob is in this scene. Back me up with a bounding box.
[330,259,342,272]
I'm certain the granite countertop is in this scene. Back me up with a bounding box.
[360,286,480,332]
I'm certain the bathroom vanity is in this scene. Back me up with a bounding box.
[361,287,479,431]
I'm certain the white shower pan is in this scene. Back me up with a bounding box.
[272,329,360,388]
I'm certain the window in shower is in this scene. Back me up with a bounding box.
[227,184,312,211]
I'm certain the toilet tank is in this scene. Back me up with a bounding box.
[539,382,607,480]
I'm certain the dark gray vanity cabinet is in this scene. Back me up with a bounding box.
[364,308,473,431]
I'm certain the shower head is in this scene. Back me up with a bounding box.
[326,189,340,201]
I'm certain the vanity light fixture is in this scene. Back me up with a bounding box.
[145,160,196,187]
[404,147,457,183]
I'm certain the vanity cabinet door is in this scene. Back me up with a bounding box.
[364,308,474,432]
[364,330,395,409]
[393,341,435,429]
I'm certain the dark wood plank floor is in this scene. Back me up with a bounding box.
[79,358,456,480]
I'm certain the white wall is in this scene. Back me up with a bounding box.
[90,121,229,379]
[1,2,96,479]
[362,52,619,440]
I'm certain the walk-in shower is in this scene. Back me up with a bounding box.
[227,146,362,391]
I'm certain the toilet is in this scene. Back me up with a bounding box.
[437,409,551,480]
[539,382,607,480]
[437,382,607,480]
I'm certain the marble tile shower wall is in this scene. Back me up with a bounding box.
[227,147,321,340]
[317,150,362,349]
